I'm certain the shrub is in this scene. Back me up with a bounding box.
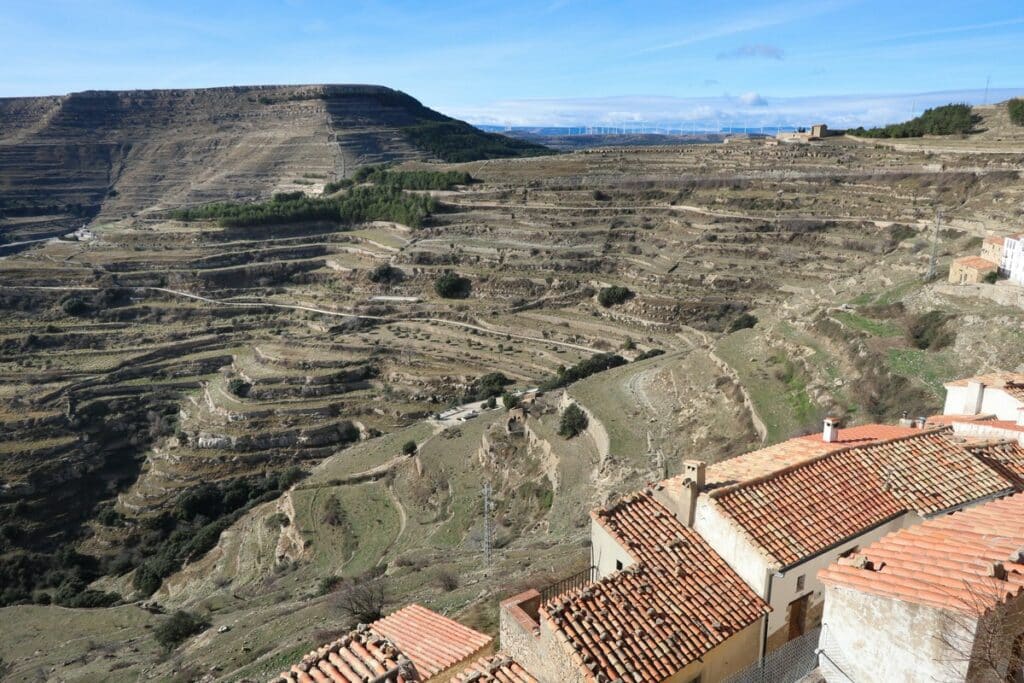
[1009,98,1024,126]
[464,372,512,402]
[331,576,388,624]
[634,348,665,361]
[848,103,980,138]
[434,569,459,592]
[541,353,627,391]
[906,310,955,350]
[501,392,520,409]
[155,611,210,652]
[401,440,417,455]
[133,563,163,596]
[368,263,404,284]
[435,272,472,299]
[728,312,758,332]
[322,495,347,527]
[227,378,251,398]
[983,270,999,284]
[597,286,634,307]
[558,403,589,439]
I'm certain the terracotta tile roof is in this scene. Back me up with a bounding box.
[454,655,537,683]
[274,605,491,683]
[372,604,492,679]
[709,429,1017,567]
[819,492,1024,614]
[984,235,1005,245]
[697,423,917,490]
[966,439,1024,488]
[541,491,768,683]
[275,624,417,683]
[953,255,998,270]
[945,372,1024,389]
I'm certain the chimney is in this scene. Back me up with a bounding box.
[678,459,706,527]
[1017,407,1024,427]
[964,380,985,415]
[823,417,839,443]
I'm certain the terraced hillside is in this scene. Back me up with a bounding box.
[0,84,549,244]
[1,102,1024,681]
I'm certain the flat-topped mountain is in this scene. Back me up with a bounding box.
[0,84,548,240]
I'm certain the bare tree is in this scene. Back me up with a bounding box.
[330,576,388,625]
[935,573,1024,682]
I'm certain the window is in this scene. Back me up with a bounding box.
[796,575,805,591]
[615,560,623,571]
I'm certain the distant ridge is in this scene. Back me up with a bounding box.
[0,84,550,238]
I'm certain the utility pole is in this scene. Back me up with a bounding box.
[482,481,492,566]
[926,208,942,282]
[984,75,991,105]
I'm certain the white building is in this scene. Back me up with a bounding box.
[818,492,1024,683]
[942,373,1024,422]
[1001,233,1024,285]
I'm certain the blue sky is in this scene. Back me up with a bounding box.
[3,0,1023,128]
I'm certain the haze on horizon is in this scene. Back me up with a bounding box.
[3,0,1023,128]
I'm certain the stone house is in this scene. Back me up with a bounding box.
[500,490,768,682]
[981,235,1005,264]
[949,255,998,284]
[818,492,1024,682]
[652,422,1020,655]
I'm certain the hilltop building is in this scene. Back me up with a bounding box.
[949,255,998,284]
[950,232,1024,286]
[818,492,1024,682]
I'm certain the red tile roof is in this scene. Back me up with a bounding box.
[276,625,417,683]
[966,439,1024,488]
[945,372,1024,389]
[698,423,916,489]
[709,428,1017,567]
[372,604,492,679]
[820,492,1024,614]
[541,491,768,683]
[952,256,998,271]
[275,605,491,683]
[455,655,537,683]
[984,235,1005,245]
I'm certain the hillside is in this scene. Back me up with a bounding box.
[0,84,549,243]
[0,98,1023,681]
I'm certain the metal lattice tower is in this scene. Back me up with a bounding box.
[926,208,942,282]
[482,482,492,566]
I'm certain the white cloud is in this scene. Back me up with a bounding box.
[738,92,768,106]
[452,87,1024,130]
[718,44,784,60]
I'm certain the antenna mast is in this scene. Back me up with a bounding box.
[482,481,492,566]
[926,208,942,281]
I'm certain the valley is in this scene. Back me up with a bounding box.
[1,88,1024,681]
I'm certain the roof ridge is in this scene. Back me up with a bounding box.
[709,426,953,499]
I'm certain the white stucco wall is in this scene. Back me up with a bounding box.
[820,584,973,683]
[944,385,1024,421]
[692,497,772,595]
[950,421,1024,445]
[590,516,635,579]
[766,513,917,638]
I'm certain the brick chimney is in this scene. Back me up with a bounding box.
[679,459,706,527]
[823,417,839,443]
[964,380,985,415]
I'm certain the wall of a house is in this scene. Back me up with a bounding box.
[692,497,772,596]
[820,585,973,682]
[764,513,917,650]
[590,516,635,579]
[499,590,587,683]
